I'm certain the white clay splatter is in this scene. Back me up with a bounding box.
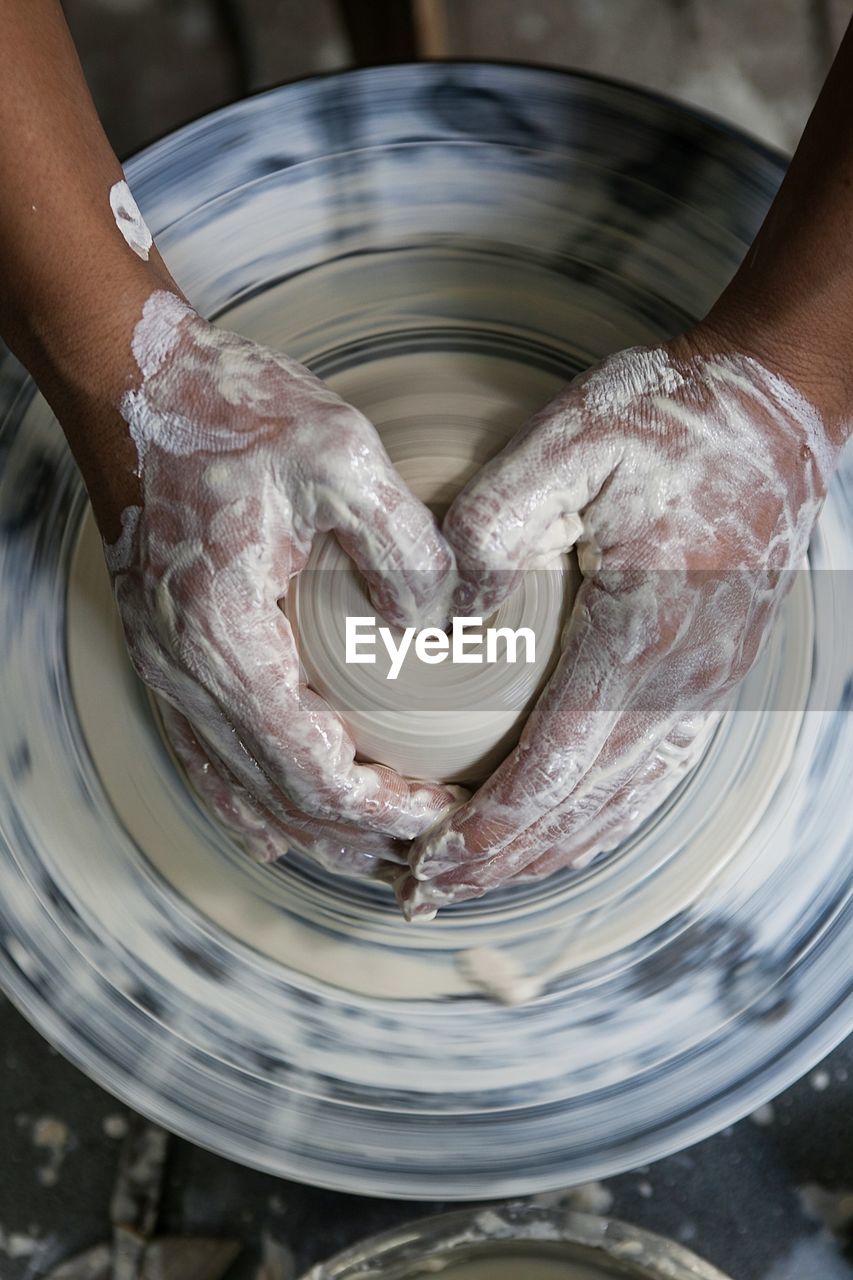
[456,946,544,1006]
[0,1227,41,1258]
[798,1184,853,1234]
[102,1113,130,1140]
[31,1116,70,1187]
[109,179,153,261]
[750,1102,776,1127]
[256,1234,296,1280]
[532,1180,615,1215]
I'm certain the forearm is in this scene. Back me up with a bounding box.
[0,0,179,528]
[702,18,853,447]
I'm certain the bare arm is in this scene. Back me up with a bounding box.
[0,0,183,535]
[705,18,853,448]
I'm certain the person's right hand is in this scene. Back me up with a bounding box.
[101,290,461,873]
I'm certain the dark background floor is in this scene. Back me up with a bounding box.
[2,1,853,1276]
[2,999,852,1277]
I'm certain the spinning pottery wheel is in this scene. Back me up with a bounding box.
[0,65,852,1198]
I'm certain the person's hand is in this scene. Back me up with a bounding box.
[396,335,837,917]
[104,290,461,871]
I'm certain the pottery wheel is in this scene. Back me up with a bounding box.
[0,65,851,1199]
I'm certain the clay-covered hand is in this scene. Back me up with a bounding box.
[106,290,460,866]
[397,337,837,917]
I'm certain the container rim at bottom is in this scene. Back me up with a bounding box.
[300,1203,733,1279]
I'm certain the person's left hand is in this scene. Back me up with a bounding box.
[395,334,836,918]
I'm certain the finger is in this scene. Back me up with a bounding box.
[161,701,290,864]
[397,711,714,917]
[156,586,464,840]
[406,576,671,887]
[317,417,456,630]
[397,707,661,917]
[509,713,717,882]
[442,385,616,616]
[161,703,411,879]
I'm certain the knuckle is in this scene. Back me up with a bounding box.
[444,488,506,564]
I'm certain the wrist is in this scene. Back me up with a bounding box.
[8,259,187,541]
[692,283,852,452]
[8,253,180,403]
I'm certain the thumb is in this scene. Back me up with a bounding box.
[442,387,614,616]
[321,438,456,631]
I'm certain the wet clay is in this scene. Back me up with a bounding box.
[287,350,579,783]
